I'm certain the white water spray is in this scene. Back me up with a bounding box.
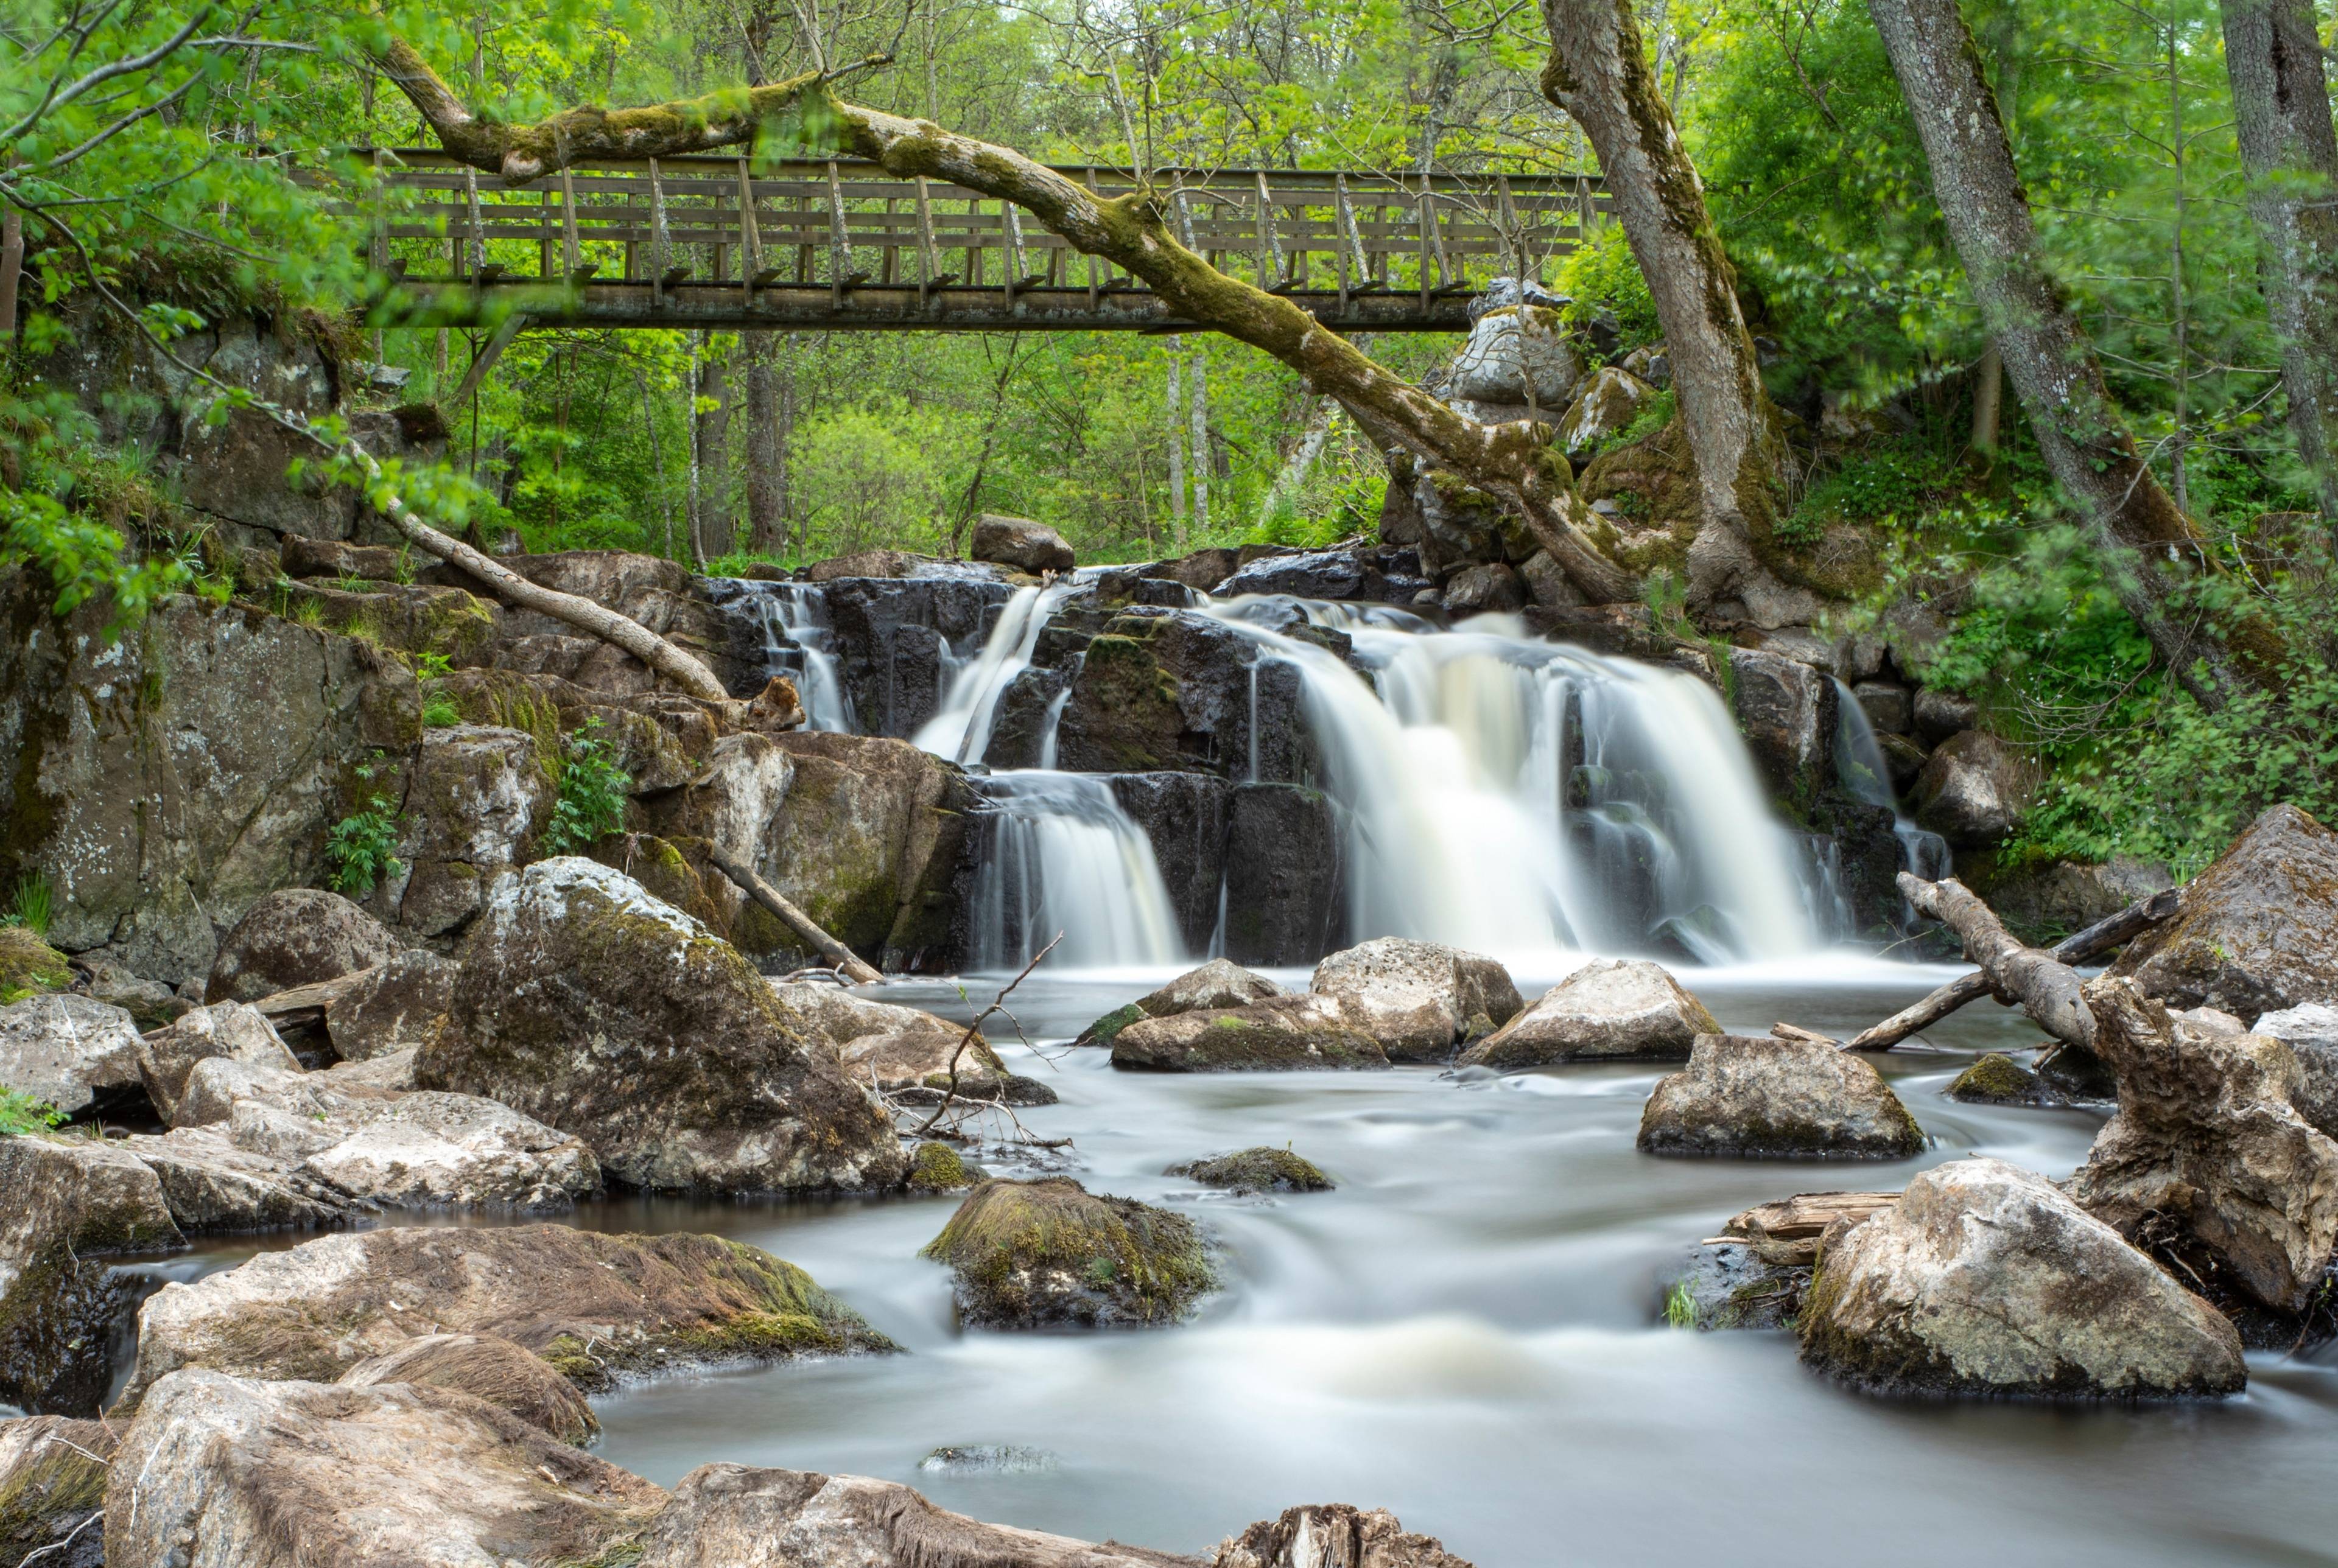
[914,581,1079,764]
[967,771,1187,969]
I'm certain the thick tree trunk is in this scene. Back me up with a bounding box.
[1540,0,1813,625]
[370,41,1640,605]
[1867,0,2261,710]
[744,335,786,554]
[1897,873,2096,1049]
[2220,0,2338,527]
[694,350,733,561]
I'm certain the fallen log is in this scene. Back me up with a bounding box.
[1841,886,2178,1052]
[1890,873,2096,1048]
[250,966,383,1031]
[1715,1191,1901,1265]
[701,845,885,985]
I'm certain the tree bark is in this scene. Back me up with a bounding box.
[370,41,1641,606]
[1867,0,2264,710]
[1896,873,2096,1049]
[744,334,786,553]
[693,348,733,561]
[0,208,21,346]
[701,843,885,983]
[2220,0,2338,527]
[1540,0,1813,624]
[1165,354,1188,544]
[1187,349,1212,539]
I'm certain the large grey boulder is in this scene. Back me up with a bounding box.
[1638,1034,1926,1159]
[321,947,457,1061]
[1457,959,1718,1069]
[638,1464,1202,1568]
[420,858,905,1194]
[2109,803,2338,1017]
[1112,995,1389,1072]
[1911,730,2038,848]
[1799,1157,2245,1398]
[0,994,143,1117]
[1448,299,1580,405]
[118,1126,356,1233]
[103,1370,668,1568]
[2254,1003,2338,1136]
[121,1223,893,1407]
[136,1001,301,1124]
[922,1178,1216,1328]
[0,1135,185,1414]
[1310,937,1523,1062]
[377,724,554,940]
[2070,978,2338,1314]
[204,888,402,1004]
[1728,649,1835,816]
[1077,958,1284,1048]
[1553,366,1655,461]
[772,981,1020,1100]
[972,513,1077,573]
[0,1413,116,1567]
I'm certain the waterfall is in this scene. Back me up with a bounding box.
[914,581,1078,764]
[1209,599,1819,964]
[709,579,857,732]
[967,772,1187,970]
[1833,681,1952,882]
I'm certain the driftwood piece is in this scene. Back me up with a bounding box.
[1715,1190,1901,1265]
[251,966,384,1029]
[1842,886,2178,1052]
[703,845,885,985]
[1895,873,2095,1048]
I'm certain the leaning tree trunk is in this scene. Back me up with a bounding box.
[2220,0,2338,528]
[1540,0,1813,625]
[1867,0,2266,709]
[365,42,1640,605]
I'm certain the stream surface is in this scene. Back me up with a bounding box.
[147,958,2338,1566]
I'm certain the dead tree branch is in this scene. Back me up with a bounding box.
[915,934,1061,1138]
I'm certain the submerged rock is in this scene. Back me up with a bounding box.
[1212,1503,1474,1568]
[2109,803,2338,1017]
[105,1369,667,1568]
[0,994,144,1118]
[907,1141,977,1192]
[918,1443,1059,1474]
[1637,1034,1926,1160]
[0,1413,115,1567]
[121,1223,893,1406]
[204,888,403,1004]
[339,1332,598,1446]
[921,1177,1216,1328]
[1799,1157,2245,1398]
[1112,995,1389,1073]
[1456,958,1717,1069]
[1310,937,1523,1062]
[1168,1147,1333,1193]
[1076,959,1283,1048]
[423,858,904,1194]
[1663,1242,1806,1332]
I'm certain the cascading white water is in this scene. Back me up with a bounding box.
[715,579,857,732]
[1210,599,1820,964]
[1833,680,1952,883]
[967,771,1186,970]
[914,581,1079,764]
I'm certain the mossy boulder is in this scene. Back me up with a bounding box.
[1576,419,1699,576]
[339,1332,597,1446]
[2108,803,2338,1017]
[421,858,904,1194]
[0,1413,116,1566]
[1075,958,1283,1047]
[1638,1034,1926,1160]
[921,1177,1216,1328]
[1947,1052,2048,1105]
[1168,1147,1332,1193]
[121,1222,893,1409]
[376,724,556,942]
[0,928,69,1004]
[907,1141,977,1192]
[1111,995,1390,1073]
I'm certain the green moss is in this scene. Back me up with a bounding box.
[1947,1052,2041,1104]
[0,928,71,998]
[1078,1001,1145,1048]
[1168,1146,1332,1193]
[907,1140,974,1191]
[921,1177,1216,1328]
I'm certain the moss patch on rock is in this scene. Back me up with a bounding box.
[920,1177,1216,1328]
[1947,1052,2045,1105]
[0,928,70,1004]
[1168,1146,1332,1193]
[907,1141,976,1192]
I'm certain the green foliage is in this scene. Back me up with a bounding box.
[1782,441,1957,545]
[1554,227,1660,355]
[1,489,192,634]
[0,1088,66,1137]
[326,757,404,899]
[4,873,55,936]
[1600,388,1676,457]
[541,717,633,855]
[1663,1280,1700,1330]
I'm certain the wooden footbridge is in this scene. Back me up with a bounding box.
[326,151,1609,334]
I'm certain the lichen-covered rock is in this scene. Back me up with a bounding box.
[1076,959,1284,1048]
[1637,1034,1926,1160]
[1309,937,1522,1062]
[321,947,456,1061]
[0,994,143,1118]
[2108,803,2338,1016]
[1168,1147,1332,1193]
[423,858,904,1194]
[203,887,402,1004]
[1798,1157,2245,1398]
[136,1001,301,1124]
[1111,995,1390,1073]
[121,1223,893,1407]
[118,1126,355,1233]
[772,981,1014,1098]
[634,1464,1201,1568]
[2254,1003,2338,1137]
[1728,649,1835,817]
[1457,958,1718,1069]
[0,928,69,1003]
[1911,730,2038,849]
[972,514,1077,573]
[1212,1504,1473,1568]
[0,1414,116,1567]
[0,1134,184,1414]
[907,1141,976,1192]
[377,724,555,940]
[104,1370,667,1568]
[1945,1052,2050,1104]
[339,1332,597,1446]
[1448,300,1580,406]
[1553,366,1656,461]
[292,1092,602,1210]
[2069,978,2338,1314]
[922,1177,1216,1328]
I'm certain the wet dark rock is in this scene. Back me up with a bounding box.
[1215,548,1367,600]
[1458,958,1716,1069]
[0,1413,116,1567]
[820,578,1014,738]
[0,995,144,1118]
[1112,995,1388,1073]
[1213,1503,1474,1568]
[921,1177,1216,1328]
[917,1443,1059,1475]
[1076,959,1284,1049]
[1799,1157,2246,1398]
[1911,730,2038,849]
[982,662,1073,769]
[1168,1147,1332,1193]
[1851,681,1912,735]
[972,514,1076,573]
[421,858,905,1194]
[2108,803,2338,1017]
[1443,562,1525,615]
[1111,773,1233,953]
[1980,855,2177,943]
[1945,1052,2053,1105]
[1662,1242,1805,1331]
[1223,784,1347,965]
[339,1332,599,1446]
[1052,611,1316,782]
[1638,1034,1926,1160]
[1311,937,1522,1063]
[1142,547,1241,593]
[2034,1038,2119,1102]
[121,1222,892,1406]
[1729,649,1836,818]
[1912,687,1978,744]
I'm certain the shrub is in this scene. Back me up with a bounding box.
[5,872,54,936]
[1554,225,1660,354]
[326,757,404,898]
[541,717,633,855]
[0,1088,66,1136]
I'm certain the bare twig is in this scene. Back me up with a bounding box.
[914,934,1061,1138]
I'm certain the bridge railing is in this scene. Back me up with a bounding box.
[310,151,1608,310]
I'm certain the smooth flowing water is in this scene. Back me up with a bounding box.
[916,581,1080,765]
[709,578,858,732]
[965,772,1186,970]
